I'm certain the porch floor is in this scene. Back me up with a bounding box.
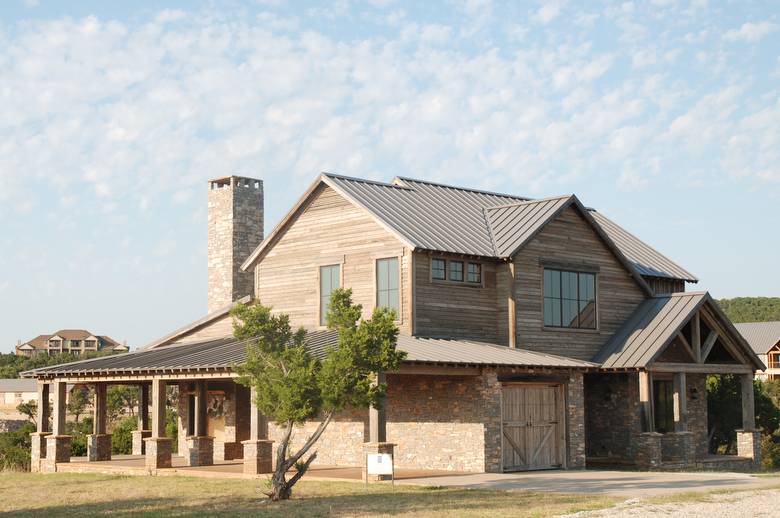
[57,455,469,481]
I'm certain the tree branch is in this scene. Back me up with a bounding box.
[286,451,318,488]
[284,411,333,471]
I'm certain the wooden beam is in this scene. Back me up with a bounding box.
[676,332,695,361]
[673,372,687,432]
[508,262,517,349]
[396,364,481,376]
[139,384,150,431]
[700,331,718,362]
[639,371,654,432]
[36,382,50,434]
[248,386,268,441]
[741,373,756,430]
[194,380,208,437]
[692,312,702,363]
[649,362,752,374]
[151,379,166,438]
[369,372,387,443]
[93,382,107,435]
[52,381,67,436]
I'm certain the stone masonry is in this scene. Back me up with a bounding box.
[132,430,151,455]
[207,176,263,312]
[87,434,112,461]
[567,370,586,468]
[30,432,50,473]
[736,430,761,468]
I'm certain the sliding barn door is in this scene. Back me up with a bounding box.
[502,384,564,471]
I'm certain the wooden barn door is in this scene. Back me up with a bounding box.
[501,384,564,471]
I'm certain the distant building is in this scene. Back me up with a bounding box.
[15,330,128,357]
[735,322,780,381]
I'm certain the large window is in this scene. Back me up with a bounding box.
[449,261,464,282]
[432,258,446,280]
[653,379,675,433]
[376,257,400,314]
[543,268,596,329]
[319,264,340,326]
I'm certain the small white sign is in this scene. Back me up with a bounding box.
[367,453,394,475]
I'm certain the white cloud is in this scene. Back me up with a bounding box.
[533,1,564,24]
[723,21,777,42]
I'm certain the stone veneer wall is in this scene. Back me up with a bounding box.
[584,372,641,460]
[567,371,586,468]
[686,374,708,457]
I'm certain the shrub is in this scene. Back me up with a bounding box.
[0,422,35,471]
[111,416,137,454]
[761,431,780,470]
[67,417,93,457]
[166,407,178,453]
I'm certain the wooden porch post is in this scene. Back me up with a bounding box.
[36,382,50,433]
[248,386,268,441]
[369,372,387,443]
[52,381,67,436]
[508,262,517,349]
[741,373,756,430]
[151,379,166,438]
[638,371,654,432]
[194,380,208,437]
[139,383,150,431]
[94,383,107,435]
[673,372,687,431]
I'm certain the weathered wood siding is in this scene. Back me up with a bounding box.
[514,206,648,360]
[413,252,502,343]
[172,314,233,344]
[254,184,411,332]
[644,276,686,295]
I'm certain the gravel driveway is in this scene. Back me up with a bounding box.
[561,489,780,517]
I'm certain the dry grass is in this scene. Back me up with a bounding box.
[0,472,618,517]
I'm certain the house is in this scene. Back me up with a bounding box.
[0,379,38,424]
[23,174,763,475]
[735,322,780,380]
[15,331,128,357]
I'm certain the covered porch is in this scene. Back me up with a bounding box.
[587,292,766,471]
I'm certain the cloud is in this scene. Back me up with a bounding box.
[533,1,564,24]
[723,21,777,42]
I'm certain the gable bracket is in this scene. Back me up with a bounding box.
[700,330,718,363]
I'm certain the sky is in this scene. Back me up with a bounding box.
[0,0,778,353]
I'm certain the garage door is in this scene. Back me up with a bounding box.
[502,384,564,471]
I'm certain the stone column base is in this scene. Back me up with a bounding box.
[216,441,243,461]
[144,437,173,470]
[87,434,112,461]
[660,431,696,466]
[635,432,663,469]
[241,439,274,475]
[363,442,396,481]
[186,436,214,466]
[30,432,51,473]
[43,435,72,473]
[737,429,761,469]
[132,430,151,455]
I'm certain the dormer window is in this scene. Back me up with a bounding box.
[543,268,597,329]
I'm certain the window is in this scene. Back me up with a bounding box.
[653,379,675,434]
[319,264,340,326]
[432,258,446,280]
[449,261,464,282]
[769,352,780,369]
[467,263,481,284]
[543,268,596,329]
[376,257,400,314]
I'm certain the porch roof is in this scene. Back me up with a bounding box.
[21,331,595,379]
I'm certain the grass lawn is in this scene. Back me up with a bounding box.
[0,472,619,517]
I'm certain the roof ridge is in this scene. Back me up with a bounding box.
[393,176,530,200]
[321,172,413,190]
[485,193,574,212]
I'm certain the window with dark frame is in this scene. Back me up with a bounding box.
[653,379,675,434]
[449,260,464,282]
[432,258,446,280]
[467,262,481,284]
[376,257,400,314]
[319,264,341,326]
[543,268,596,329]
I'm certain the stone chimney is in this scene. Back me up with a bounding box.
[207,176,264,312]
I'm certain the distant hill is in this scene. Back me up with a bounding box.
[717,297,780,323]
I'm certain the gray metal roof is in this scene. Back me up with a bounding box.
[589,211,697,282]
[322,174,695,282]
[22,332,595,378]
[0,379,38,392]
[595,292,762,370]
[734,321,780,355]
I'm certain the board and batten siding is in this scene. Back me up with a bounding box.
[513,206,648,360]
[414,252,502,343]
[254,184,412,332]
[172,314,234,344]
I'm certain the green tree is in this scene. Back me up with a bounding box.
[16,401,37,425]
[107,385,139,423]
[717,297,780,323]
[67,387,92,424]
[232,288,405,501]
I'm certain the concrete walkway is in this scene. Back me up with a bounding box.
[398,470,780,497]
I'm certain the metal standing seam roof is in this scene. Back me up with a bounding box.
[595,292,707,368]
[734,321,780,355]
[244,173,697,282]
[21,331,595,378]
[0,379,38,392]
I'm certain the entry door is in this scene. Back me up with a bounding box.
[502,384,564,471]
